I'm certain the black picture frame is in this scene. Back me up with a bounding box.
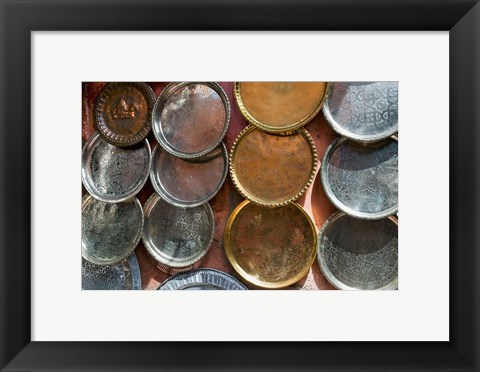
[1,1,479,371]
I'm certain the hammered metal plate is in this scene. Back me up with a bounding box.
[317,211,398,290]
[224,200,317,289]
[142,193,215,269]
[82,253,142,290]
[82,131,151,203]
[158,268,248,290]
[234,82,329,133]
[82,195,143,265]
[321,136,398,219]
[230,126,317,207]
[323,82,398,142]
[94,82,155,147]
[150,142,228,208]
[152,82,231,159]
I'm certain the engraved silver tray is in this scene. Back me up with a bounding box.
[82,253,142,290]
[82,195,144,265]
[323,82,398,142]
[152,82,231,159]
[142,193,215,269]
[317,211,398,290]
[82,131,151,203]
[321,136,398,219]
[158,268,248,290]
[150,142,228,207]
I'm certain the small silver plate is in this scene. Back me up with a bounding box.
[158,268,248,290]
[317,211,398,290]
[142,193,215,269]
[324,82,398,142]
[82,131,151,203]
[150,142,228,207]
[82,253,142,290]
[321,136,398,219]
[82,195,143,265]
[152,82,231,159]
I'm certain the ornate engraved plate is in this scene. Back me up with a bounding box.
[230,126,317,207]
[323,82,398,142]
[82,253,142,290]
[317,211,398,290]
[82,195,143,265]
[94,82,155,146]
[150,142,228,208]
[158,269,247,290]
[321,136,398,219]
[235,82,329,133]
[142,193,215,268]
[82,132,151,203]
[152,82,231,159]
[224,200,317,289]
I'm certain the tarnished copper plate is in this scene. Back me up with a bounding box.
[317,211,398,290]
[224,200,317,289]
[94,82,155,146]
[230,126,317,207]
[235,82,329,133]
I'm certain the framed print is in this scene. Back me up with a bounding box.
[1,0,479,371]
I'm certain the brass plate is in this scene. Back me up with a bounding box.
[234,82,329,133]
[230,125,317,207]
[224,200,317,289]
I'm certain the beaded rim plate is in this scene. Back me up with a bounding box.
[158,268,248,290]
[94,82,155,147]
[234,82,330,134]
[224,200,317,289]
[150,142,228,208]
[317,211,398,290]
[152,82,231,159]
[229,125,317,208]
[321,135,398,220]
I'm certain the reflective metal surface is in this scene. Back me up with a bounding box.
[235,82,328,133]
[321,136,398,219]
[150,142,228,207]
[317,211,398,290]
[224,200,317,289]
[82,195,143,265]
[94,82,155,146]
[158,268,248,290]
[82,132,151,203]
[152,82,231,159]
[324,82,398,142]
[82,253,142,290]
[230,126,317,207]
[142,193,215,268]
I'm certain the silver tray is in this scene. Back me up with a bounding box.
[82,253,142,290]
[317,211,398,290]
[158,268,248,290]
[142,193,215,269]
[323,82,398,142]
[82,131,151,203]
[321,136,398,219]
[82,195,143,265]
[152,82,231,159]
[150,142,228,207]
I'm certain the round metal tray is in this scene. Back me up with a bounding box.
[321,136,398,219]
[317,211,398,290]
[82,131,151,203]
[158,268,248,290]
[142,193,215,269]
[224,200,317,289]
[323,82,398,142]
[150,142,228,208]
[152,82,231,159]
